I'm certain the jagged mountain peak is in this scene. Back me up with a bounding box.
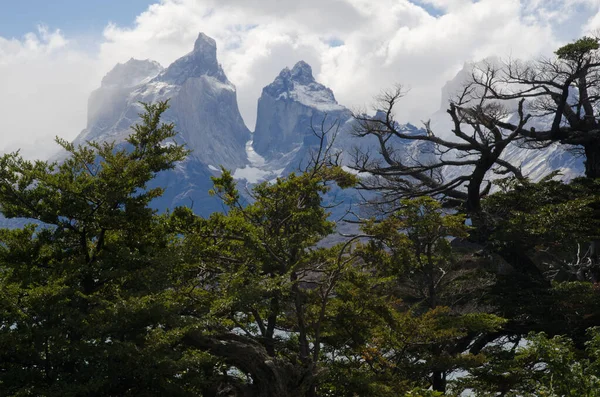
[252,60,349,160]
[73,31,249,176]
[101,58,163,88]
[373,109,387,120]
[193,32,217,54]
[273,60,315,86]
[157,32,228,86]
[290,61,315,84]
[263,61,343,113]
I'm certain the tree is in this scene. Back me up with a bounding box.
[351,84,527,215]
[170,169,339,396]
[2,101,459,396]
[0,101,206,396]
[348,36,600,395]
[467,35,600,273]
[320,197,503,394]
[351,36,600,215]
[455,327,600,396]
[470,36,600,179]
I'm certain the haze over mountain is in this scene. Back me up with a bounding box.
[76,33,250,169]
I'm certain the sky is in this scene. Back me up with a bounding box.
[0,0,156,38]
[1,0,600,159]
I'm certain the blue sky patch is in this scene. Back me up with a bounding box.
[326,38,345,48]
[0,0,156,38]
[408,0,445,17]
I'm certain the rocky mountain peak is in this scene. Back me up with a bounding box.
[157,32,228,85]
[193,32,217,54]
[101,58,163,88]
[262,61,341,112]
[290,61,315,84]
[253,61,349,159]
[73,31,249,177]
[270,61,315,90]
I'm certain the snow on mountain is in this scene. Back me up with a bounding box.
[101,58,164,88]
[269,61,345,113]
[77,58,164,146]
[232,140,285,183]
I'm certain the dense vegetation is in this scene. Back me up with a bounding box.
[1,38,599,396]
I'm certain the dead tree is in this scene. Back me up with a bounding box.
[468,36,600,267]
[350,84,528,215]
[469,36,600,179]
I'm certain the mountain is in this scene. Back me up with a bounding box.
[64,33,252,216]
[0,33,586,230]
[75,33,249,170]
[252,61,351,162]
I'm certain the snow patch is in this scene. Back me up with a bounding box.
[233,166,272,183]
[278,83,345,112]
[246,140,266,167]
[133,81,179,100]
[203,75,235,92]
[232,140,286,183]
[342,166,360,175]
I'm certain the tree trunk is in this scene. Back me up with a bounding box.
[497,247,550,286]
[466,173,483,213]
[432,369,446,393]
[583,140,600,281]
[184,332,314,397]
[584,140,600,179]
[466,156,495,214]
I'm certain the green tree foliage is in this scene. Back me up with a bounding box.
[484,176,599,268]
[555,36,600,62]
[0,101,206,396]
[455,327,600,396]
[319,198,504,394]
[0,102,502,396]
[168,167,347,396]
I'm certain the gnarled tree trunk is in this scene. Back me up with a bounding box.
[184,331,315,397]
[584,140,600,179]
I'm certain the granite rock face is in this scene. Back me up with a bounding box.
[74,33,250,170]
[62,33,252,215]
[252,61,351,162]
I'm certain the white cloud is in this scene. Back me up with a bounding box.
[0,27,102,159]
[2,0,599,159]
